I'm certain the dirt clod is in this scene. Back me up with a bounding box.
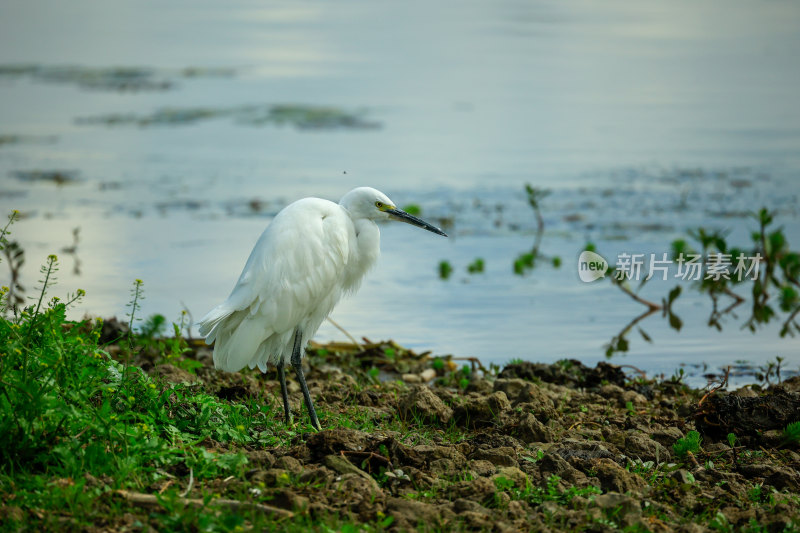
[398,385,453,424]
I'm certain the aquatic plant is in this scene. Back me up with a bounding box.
[77,103,381,130]
[513,184,561,276]
[438,260,453,280]
[601,208,800,358]
[467,258,485,274]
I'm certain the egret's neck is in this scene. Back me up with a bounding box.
[345,218,380,292]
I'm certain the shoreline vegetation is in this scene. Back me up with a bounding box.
[1,291,799,532]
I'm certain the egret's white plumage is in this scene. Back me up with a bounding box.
[197,186,447,429]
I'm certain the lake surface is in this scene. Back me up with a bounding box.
[1,0,799,386]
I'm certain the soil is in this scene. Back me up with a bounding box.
[36,331,800,531]
[145,339,800,532]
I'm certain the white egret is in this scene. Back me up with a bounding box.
[197,187,447,430]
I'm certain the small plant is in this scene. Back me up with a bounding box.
[383,346,397,361]
[756,356,785,386]
[140,313,167,338]
[670,367,686,385]
[438,260,453,280]
[127,279,145,336]
[33,254,59,320]
[748,483,771,505]
[458,364,471,390]
[727,432,739,463]
[673,430,702,458]
[783,421,800,446]
[467,258,485,274]
[1,211,24,312]
[402,204,421,216]
[522,449,545,464]
[513,184,555,276]
[513,252,535,275]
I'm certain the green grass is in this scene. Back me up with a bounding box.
[0,252,480,530]
[0,275,414,530]
[492,474,601,508]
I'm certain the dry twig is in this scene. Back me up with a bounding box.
[115,490,294,519]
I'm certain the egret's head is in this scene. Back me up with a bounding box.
[339,187,447,237]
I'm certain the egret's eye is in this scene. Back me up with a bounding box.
[375,201,384,209]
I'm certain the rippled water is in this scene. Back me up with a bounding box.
[1,0,799,386]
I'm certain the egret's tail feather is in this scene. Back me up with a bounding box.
[212,313,271,373]
[196,306,234,344]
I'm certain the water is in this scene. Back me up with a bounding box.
[1,0,799,386]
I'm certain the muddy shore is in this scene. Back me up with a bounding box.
[124,335,800,532]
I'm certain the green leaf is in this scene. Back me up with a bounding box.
[668,312,683,332]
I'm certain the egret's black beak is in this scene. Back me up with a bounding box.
[387,208,448,237]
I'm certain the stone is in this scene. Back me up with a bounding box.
[470,459,497,477]
[420,368,437,382]
[594,492,639,514]
[449,477,497,505]
[472,447,518,467]
[591,458,648,495]
[305,428,370,460]
[399,386,453,424]
[650,427,684,448]
[412,444,468,468]
[622,390,648,406]
[386,497,454,530]
[764,469,800,492]
[492,466,529,489]
[515,413,555,443]
[539,453,587,485]
[269,488,310,511]
[273,455,303,474]
[334,473,383,509]
[493,378,556,419]
[453,498,487,514]
[453,392,511,428]
[624,433,670,462]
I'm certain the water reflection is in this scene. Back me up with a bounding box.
[0,0,799,386]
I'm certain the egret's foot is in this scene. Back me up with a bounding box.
[277,365,293,425]
[308,411,322,432]
[293,362,322,431]
[290,327,322,431]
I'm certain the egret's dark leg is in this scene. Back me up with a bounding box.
[291,328,321,430]
[277,364,292,424]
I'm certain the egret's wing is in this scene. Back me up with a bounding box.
[238,201,352,331]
